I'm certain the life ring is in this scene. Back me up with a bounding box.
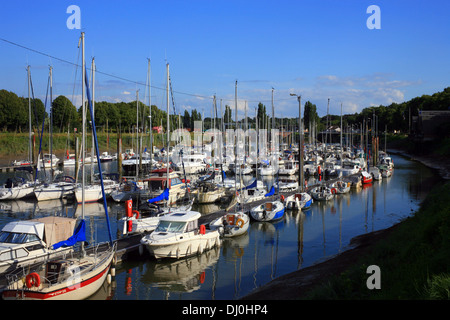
[132,210,140,219]
[236,218,245,228]
[199,271,206,284]
[235,247,244,257]
[25,272,40,289]
[331,188,337,194]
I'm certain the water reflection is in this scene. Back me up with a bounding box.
[0,154,443,300]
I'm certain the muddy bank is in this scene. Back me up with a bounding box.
[388,148,450,180]
[241,224,399,300]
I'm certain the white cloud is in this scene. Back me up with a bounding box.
[122,91,131,95]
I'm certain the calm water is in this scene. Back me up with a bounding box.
[0,154,441,300]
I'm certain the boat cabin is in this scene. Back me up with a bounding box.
[0,217,76,266]
[154,211,202,235]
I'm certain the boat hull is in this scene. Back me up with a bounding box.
[2,247,114,300]
[250,201,285,222]
[142,232,221,259]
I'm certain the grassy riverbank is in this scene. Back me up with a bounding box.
[304,180,450,299]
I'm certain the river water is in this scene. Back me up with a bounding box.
[0,153,441,300]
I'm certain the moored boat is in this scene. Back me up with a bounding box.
[310,186,334,201]
[209,212,250,238]
[285,192,313,210]
[249,199,285,222]
[140,211,221,259]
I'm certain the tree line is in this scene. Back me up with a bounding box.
[0,87,448,135]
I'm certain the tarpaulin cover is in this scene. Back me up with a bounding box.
[51,219,86,250]
[148,188,169,203]
[265,186,275,197]
[239,179,257,191]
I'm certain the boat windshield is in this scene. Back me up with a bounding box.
[155,221,186,233]
[0,231,40,244]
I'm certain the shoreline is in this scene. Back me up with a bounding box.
[242,149,447,300]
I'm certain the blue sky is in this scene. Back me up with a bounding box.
[1,0,449,119]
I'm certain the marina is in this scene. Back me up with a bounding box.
[0,1,448,302]
[0,151,442,300]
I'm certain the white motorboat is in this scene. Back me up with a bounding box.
[285,192,313,210]
[209,212,250,238]
[99,151,114,162]
[310,186,334,201]
[140,211,221,259]
[0,217,76,275]
[37,153,60,169]
[175,152,207,175]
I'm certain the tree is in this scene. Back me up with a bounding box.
[304,101,320,132]
[183,110,191,129]
[52,95,78,133]
[223,105,232,129]
[257,102,267,129]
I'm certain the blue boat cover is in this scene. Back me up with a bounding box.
[51,219,87,250]
[265,186,275,197]
[239,179,257,191]
[148,188,169,203]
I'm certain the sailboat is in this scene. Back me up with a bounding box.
[0,175,37,200]
[249,186,285,222]
[2,33,116,300]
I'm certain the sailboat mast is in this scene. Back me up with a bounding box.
[91,57,95,183]
[49,66,53,182]
[166,63,170,197]
[148,58,152,170]
[234,80,237,192]
[81,32,86,221]
[340,102,343,168]
[136,89,139,179]
[27,66,32,163]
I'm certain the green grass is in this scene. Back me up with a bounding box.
[304,181,450,300]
